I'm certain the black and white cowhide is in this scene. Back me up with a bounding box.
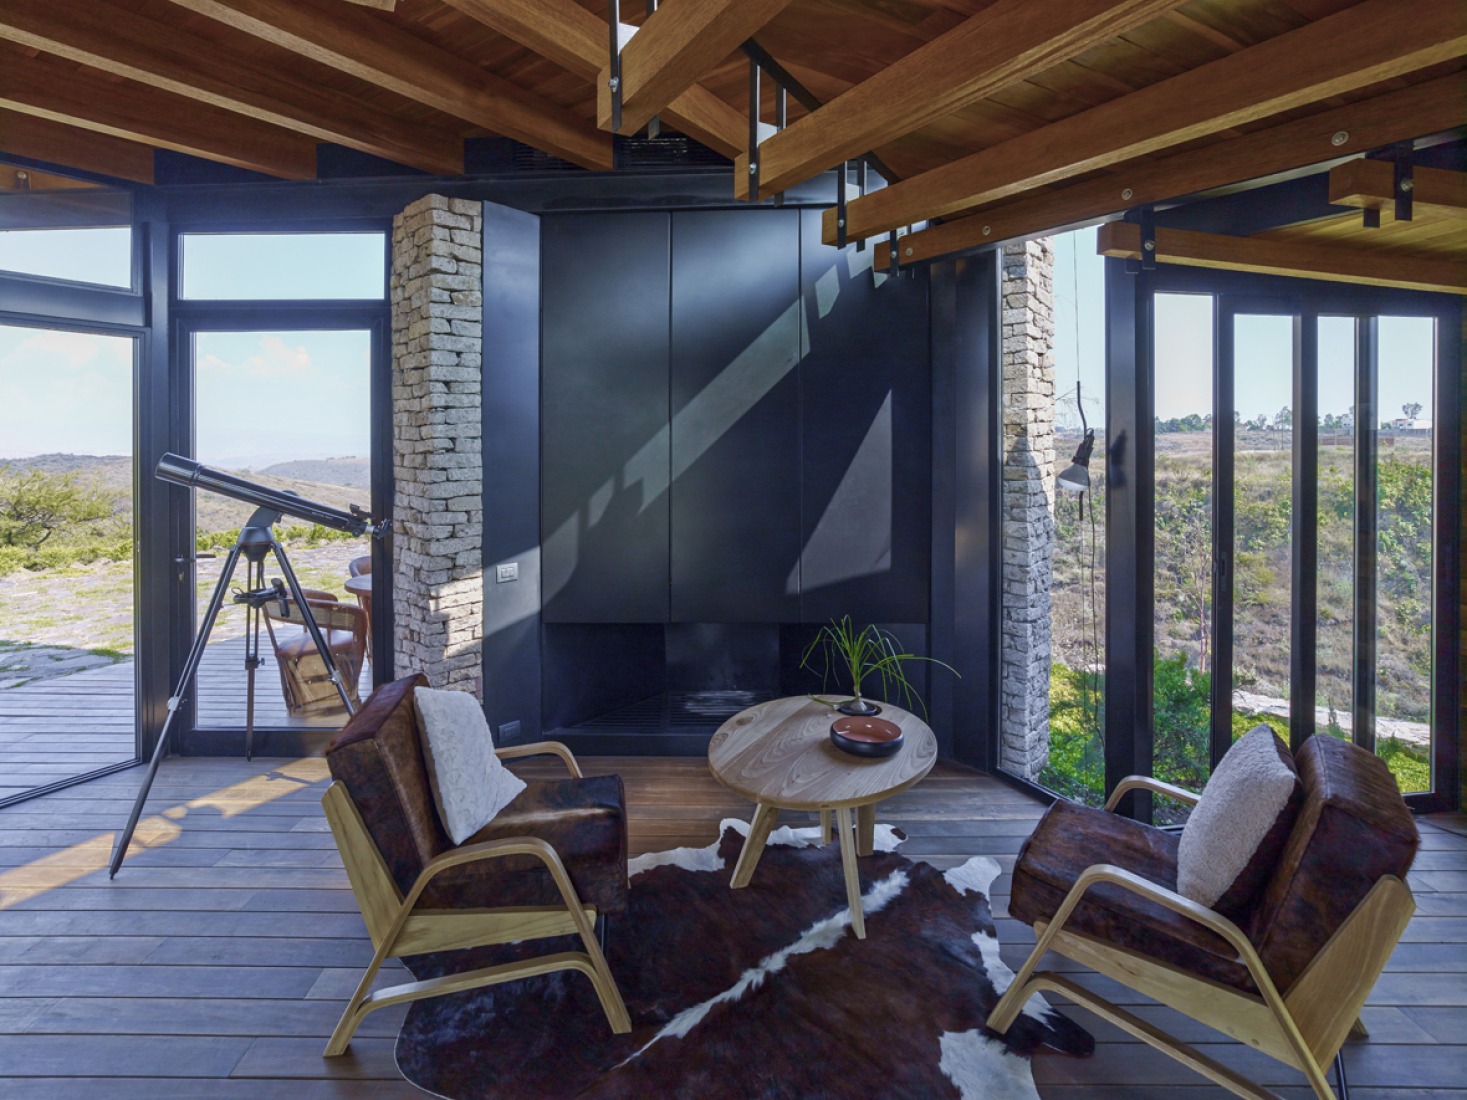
[395,819,1092,1099]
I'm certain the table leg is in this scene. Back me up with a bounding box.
[730,803,779,889]
[835,806,865,939]
[819,809,833,844]
[856,803,876,857]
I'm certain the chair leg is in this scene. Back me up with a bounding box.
[572,911,631,1034]
[325,935,395,1057]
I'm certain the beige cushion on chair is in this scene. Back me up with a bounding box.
[413,687,526,846]
[1177,724,1301,917]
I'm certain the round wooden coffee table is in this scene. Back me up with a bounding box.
[708,696,937,938]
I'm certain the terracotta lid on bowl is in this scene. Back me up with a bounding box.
[830,716,903,743]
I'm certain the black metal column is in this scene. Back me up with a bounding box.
[1353,315,1378,753]
[1104,258,1155,821]
[1291,313,1319,751]
[1211,299,1236,770]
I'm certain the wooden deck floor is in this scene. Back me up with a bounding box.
[0,755,1461,1098]
[0,640,368,801]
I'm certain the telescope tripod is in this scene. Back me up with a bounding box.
[108,506,358,878]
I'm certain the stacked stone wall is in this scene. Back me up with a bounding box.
[999,238,1056,779]
[389,195,485,693]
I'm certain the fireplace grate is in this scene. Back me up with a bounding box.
[563,690,774,737]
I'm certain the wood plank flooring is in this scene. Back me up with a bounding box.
[0,640,370,802]
[0,755,1462,1098]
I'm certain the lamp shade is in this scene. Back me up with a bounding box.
[1057,428,1096,494]
[1057,462,1090,492]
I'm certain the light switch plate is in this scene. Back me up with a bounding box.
[496,562,519,583]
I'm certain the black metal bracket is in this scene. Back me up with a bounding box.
[887,230,900,276]
[855,161,867,251]
[608,0,622,134]
[835,161,847,246]
[1394,159,1414,223]
[1125,206,1156,275]
[644,0,660,139]
[771,83,786,207]
[746,54,761,204]
[1362,206,1381,230]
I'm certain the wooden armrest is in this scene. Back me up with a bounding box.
[495,741,583,779]
[1041,862,1285,1005]
[1104,775,1201,812]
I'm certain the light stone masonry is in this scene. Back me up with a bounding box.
[1000,238,1056,781]
[390,195,485,694]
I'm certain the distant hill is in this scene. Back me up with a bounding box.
[0,453,373,534]
[259,456,370,491]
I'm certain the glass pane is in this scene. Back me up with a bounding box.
[1231,315,1295,745]
[1152,293,1215,806]
[0,167,132,288]
[191,330,374,731]
[0,324,137,798]
[1040,227,1107,806]
[1375,316,1434,793]
[1316,317,1355,740]
[180,233,387,300]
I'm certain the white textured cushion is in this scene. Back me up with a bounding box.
[1177,725,1300,915]
[413,687,527,846]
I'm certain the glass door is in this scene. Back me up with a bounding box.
[187,328,375,735]
[0,323,139,801]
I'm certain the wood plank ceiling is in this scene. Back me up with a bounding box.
[0,0,1462,270]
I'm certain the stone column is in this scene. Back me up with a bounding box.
[999,238,1056,780]
[389,195,485,693]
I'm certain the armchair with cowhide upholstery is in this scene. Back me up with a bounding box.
[262,588,366,717]
[319,673,631,1057]
[989,734,1418,1100]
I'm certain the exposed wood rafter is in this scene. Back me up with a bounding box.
[875,74,1466,269]
[734,0,1184,202]
[439,0,747,159]
[0,50,318,180]
[1098,221,1467,296]
[0,110,156,185]
[596,0,795,136]
[0,0,462,176]
[828,0,1467,245]
[166,0,613,171]
[1330,158,1467,222]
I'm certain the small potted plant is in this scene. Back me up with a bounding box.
[801,616,957,718]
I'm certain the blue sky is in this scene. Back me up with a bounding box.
[1053,227,1435,427]
[0,232,380,466]
[0,225,1442,466]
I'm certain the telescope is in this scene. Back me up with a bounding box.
[110,453,388,878]
[154,453,386,538]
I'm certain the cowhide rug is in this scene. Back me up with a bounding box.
[395,819,1092,1099]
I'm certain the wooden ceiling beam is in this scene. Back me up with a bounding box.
[0,110,156,185]
[829,0,1467,245]
[439,0,747,159]
[0,51,318,180]
[734,0,1183,202]
[1098,221,1467,296]
[875,74,1466,269]
[1330,158,1467,222]
[166,0,612,171]
[0,0,462,175]
[596,0,795,136]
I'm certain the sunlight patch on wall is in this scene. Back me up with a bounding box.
[788,392,893,594]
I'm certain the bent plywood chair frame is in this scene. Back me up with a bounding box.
[988,776,1415,1100]
[320,743,631,1057]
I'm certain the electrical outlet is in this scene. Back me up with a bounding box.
[496,561,519,583]
[499,720,521,741]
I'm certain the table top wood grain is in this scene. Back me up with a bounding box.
[707,696,938,811]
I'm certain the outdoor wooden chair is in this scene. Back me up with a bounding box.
[989,734,1418,1100]
[320,674,631,1057]
[262,588,367,717]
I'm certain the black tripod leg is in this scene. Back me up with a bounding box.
[109,544,246,878]
[272,542,357,717]
[244,559,261,762]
